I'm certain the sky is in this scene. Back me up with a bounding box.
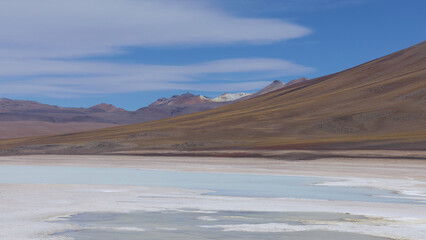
[0,0,425,110]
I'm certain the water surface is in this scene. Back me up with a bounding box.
[0,165,408,240]
[0,165,421,204]
[54,210,391,240]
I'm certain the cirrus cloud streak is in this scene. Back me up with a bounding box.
[0,58,314,96]
[0,0,311,59]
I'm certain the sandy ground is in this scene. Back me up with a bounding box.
[0,154,425,240]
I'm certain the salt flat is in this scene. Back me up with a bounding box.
[0,154,425,240]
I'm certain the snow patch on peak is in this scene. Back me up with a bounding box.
[212,92,252,102]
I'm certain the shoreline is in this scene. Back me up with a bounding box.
[0,154,425,240]
[1,152,425,180]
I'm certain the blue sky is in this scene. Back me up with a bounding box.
[0,0,425,110]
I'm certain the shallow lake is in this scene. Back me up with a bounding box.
[53,210,392,240]
[0,165,421,204]
[1,165,412,240]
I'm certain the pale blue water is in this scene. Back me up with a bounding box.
[0,165,422,204]
[53,210,391,240]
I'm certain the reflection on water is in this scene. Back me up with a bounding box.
[0,166,421,204]
[54,210,391,240]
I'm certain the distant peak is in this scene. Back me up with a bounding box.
[94,103,108,106]
[90,103,126,112]
[149,92,212,107]
[285,77,309,87]
[181,92,196,97]
[267,80,284,87]
[253,80,285,96]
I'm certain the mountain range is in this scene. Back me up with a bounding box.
[0,79,305,139]
[0,41,424,154]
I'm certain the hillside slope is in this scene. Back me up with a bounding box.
[0,41,425,153]
[0,83,279,139]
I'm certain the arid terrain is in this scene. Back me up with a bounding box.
[0,42,424,154]
[0,80,298,139]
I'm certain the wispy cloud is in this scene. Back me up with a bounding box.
[0,58,314,96]
[0,0,313,97]
[0,0,311,59]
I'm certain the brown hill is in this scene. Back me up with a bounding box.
[90,103,126,113]
[0,98,61,113]
[240,78,309,100]
[134,92,228,121]
[285,77,309,86]
[0,94,226,139]
[0,41,425,154]
[0,82,286,139]
[0,99,132,139]
[247,80,285,98]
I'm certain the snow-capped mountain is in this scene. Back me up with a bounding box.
[212,92,252,102]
